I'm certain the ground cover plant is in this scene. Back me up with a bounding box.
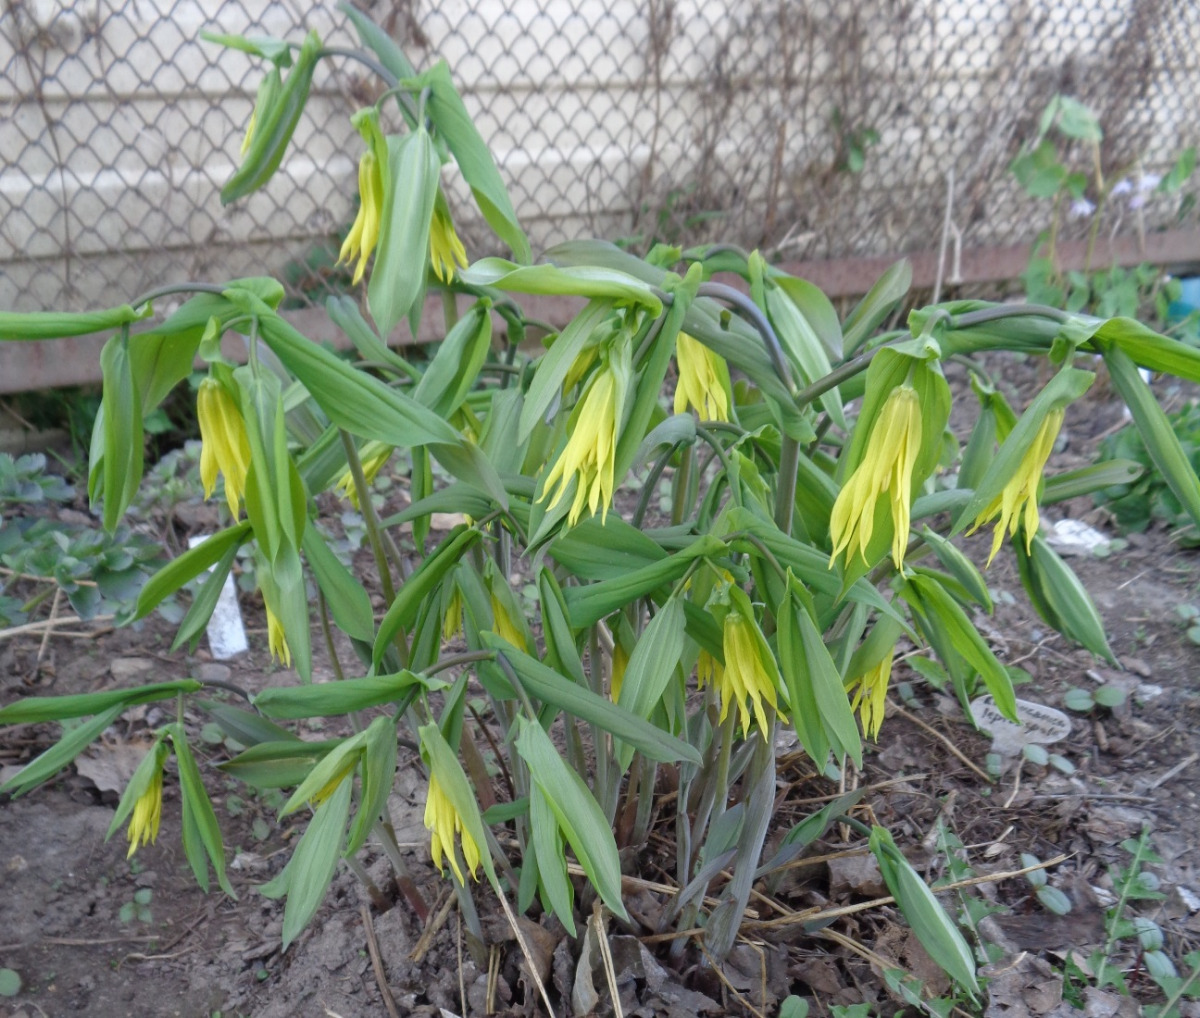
[3,9,1200,1016]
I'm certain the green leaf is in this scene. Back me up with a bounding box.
[0,303,152,342]
[772,272,842,358]
[766,284,844,429]
[368,128,441,336]
[0,706,125,794]
[324,294,419,380]
[98,333,145,531]
[1101,344,1200,533]
[1016,535,1116,663]
[419,62,530,263]
[247,300,460,449]
[199,701,297,747]
[614,597,686,768]
[459,259,663,313]
[518,299,615,442]
[0,680,201,725]
[1096,317,1200,383]
[871,826,979,995]
[169,539,240,653]
[262,777,353,949]
[842,260,911,356]
[336,2,416,82]
[413,302,492,417]
[515,717,628,920]
[218,738,340,789]
[255,671,437,718]
[171,727,235,896]
[904,574,1017,720]
[483,634,701,767]
[346,716,398,855]
[137,524,251,623]
[920,527,992,610]
[374,525,481,665]
[530,783,575,935]
[301,522,375,643]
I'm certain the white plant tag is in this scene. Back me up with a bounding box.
[970,695,1071,757]
[187,534,249,659]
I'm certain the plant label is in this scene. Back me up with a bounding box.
[188,534,249,659]
[970,695,1071,756]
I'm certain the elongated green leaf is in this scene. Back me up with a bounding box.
[1018,536,1116,664]
[530,784,575,935]
[264,777,353,949]
[871,826,979,996]
[256,671,436,718]
[171,727,235,896]
[369,129,440,336]
[199,701,297,748]
[0,705,124,796]
[0,303,152,341]
[337,2,416,82]
[0,680,201,725]
[301,522,375,643]
[1097,316,1200,383]
[920,527,991,610]
[245,304,459,448]
[519,299,615,442]
[346,716,398,855]
[1042,460,1143,503]
[562,534,725,629]
[615,598,686,769]
[99,333,144,531]
[218,738,340,789]
[515,717,628,920]
[904,574,1016,720]
[459,259,662,313]
[772,272,843,358]
[413,302,492,417]
[324,294,418,380]
[420,61,530,263]
[538,568,586,686]
[483,634,701,766]
[280,732,365,816]
[842,260,911,355]
[374,525,481,665]
[549,513,668,581]
[766,285,844,429]
[1102,344,1200,532]
[169,540,240,653]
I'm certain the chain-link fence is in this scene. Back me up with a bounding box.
[2,0,1197,316]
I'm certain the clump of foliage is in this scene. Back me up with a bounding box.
[3,9,1200,1013]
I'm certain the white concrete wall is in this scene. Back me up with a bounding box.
[0,0,1195,316]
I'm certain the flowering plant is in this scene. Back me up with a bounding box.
[3,9,1200,1008]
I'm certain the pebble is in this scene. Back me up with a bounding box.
[195,663,232,683]
[110,657,156,682]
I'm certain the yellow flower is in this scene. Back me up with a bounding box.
[830,384,922,570]
[429,204,468,283]
[424,773,482,883]
[265,602,292,668]
[969,408,1064,565]
[674,331,730,422]
[541,344,629,526]
[609,639,629,702]
[197,377,251,519]
[698,610,782,741]
[334,441,392,509]
[126,765,163,859]
[847,646,895,741]
[491,592,527,651]
[338,147,385,285]
[442,585,463,642]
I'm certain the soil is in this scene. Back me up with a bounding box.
[2,355,1200,1018]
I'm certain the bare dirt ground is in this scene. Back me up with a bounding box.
[2,358,1199,1018]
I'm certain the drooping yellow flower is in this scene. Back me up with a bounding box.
[442,585,463,642]
[334,441,392,510]
[126,764,163,859]
[846,646,895,741]
[429,204,468,284]
[609,638,630,702]
[197,377,251,519]
[698,609,782,741]
[490,591,527,651]
[265,602,292,668]
[424,773,482,883]
[830,384,922,570]
[541,343,630,526]
[338,147,385,285]
[674,331,730,422]
[969,408,1063,565]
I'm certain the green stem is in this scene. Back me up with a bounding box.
[671,443,693,526]
[950,303,1073,328]
[373,818,430,921]
[427,650,497,675]
[775,435,799,535]
[442,289,459,332]
[694,424,741,509]
[131,281,227,309]
[793,346,880,409]
[632,441,680,529]
[696,281,793,391]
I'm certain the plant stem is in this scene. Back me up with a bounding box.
[131,281,228,309]
[793,346,880,409]
[696,281,793,391]
[373,818,429,922]
[950,303,1073,328]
